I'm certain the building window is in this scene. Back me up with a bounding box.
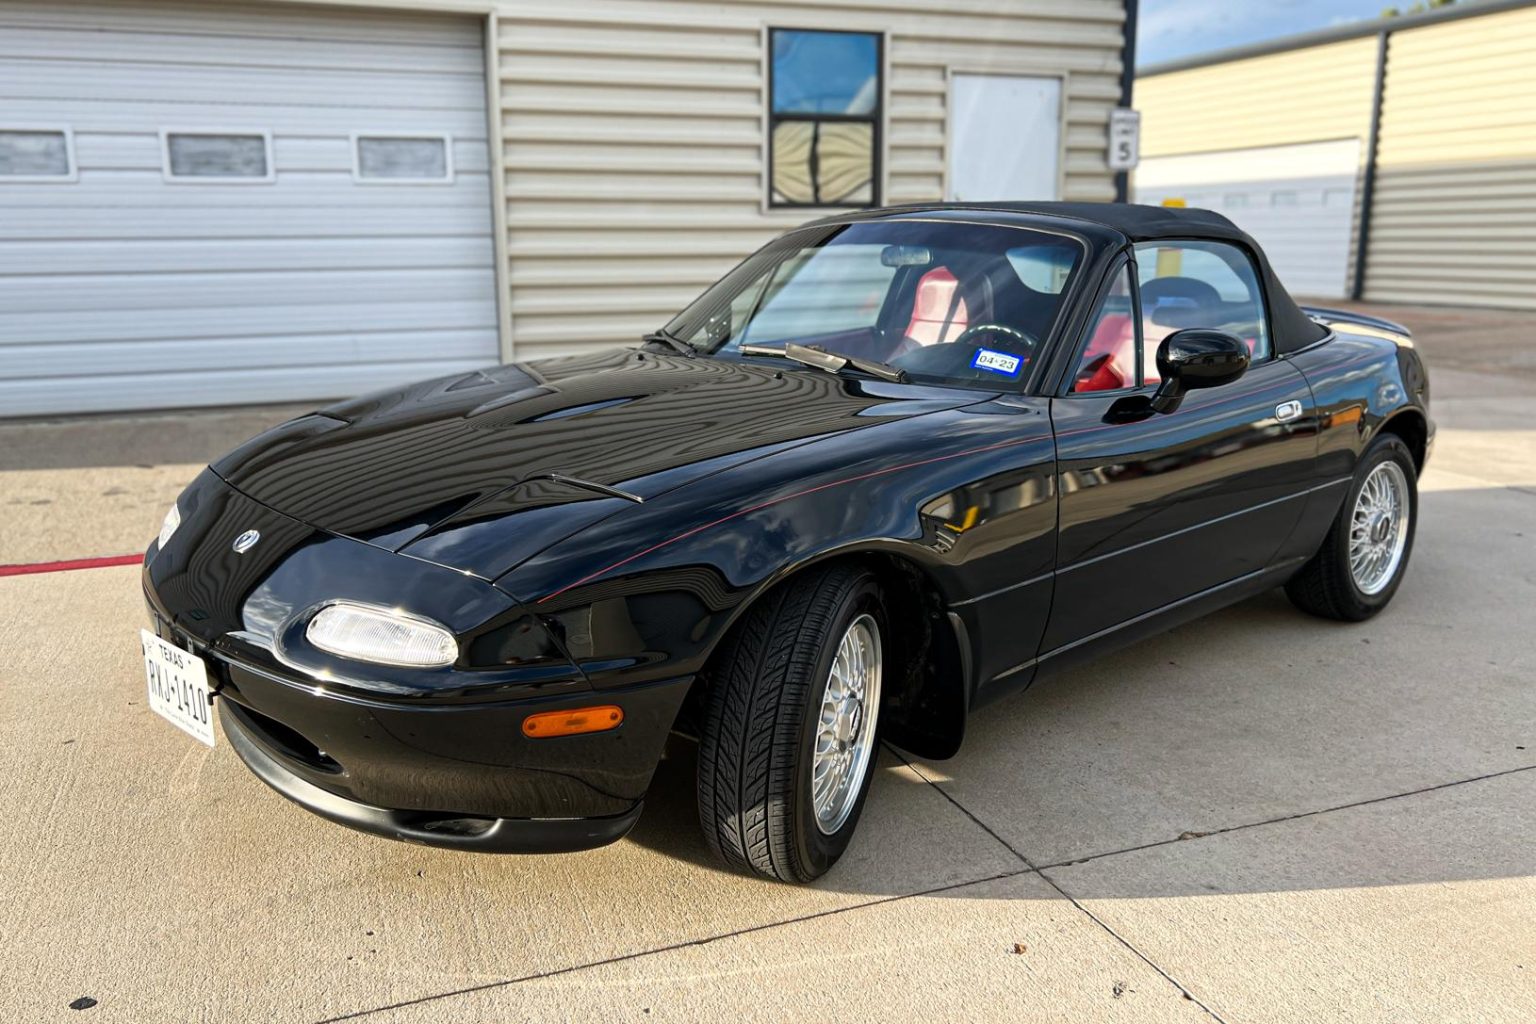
[352,133,453,184]
[768,28,881,208]
[161,130,273,182]
[0,127,76,181]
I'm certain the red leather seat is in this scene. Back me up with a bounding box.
[905,267,969,345]
[1073,313,1134,392]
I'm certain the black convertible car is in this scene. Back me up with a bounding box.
[141,203,1431,882]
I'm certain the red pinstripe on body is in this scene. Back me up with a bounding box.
[536,432,1047,604]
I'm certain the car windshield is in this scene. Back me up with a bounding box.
[663,220,1085,389]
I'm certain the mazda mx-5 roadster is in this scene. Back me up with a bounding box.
[141,202,1431,882]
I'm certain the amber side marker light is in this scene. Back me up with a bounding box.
[522,705,624,738]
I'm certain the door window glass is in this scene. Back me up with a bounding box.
[1071,264,1137,393]
[1134,240,1271,361]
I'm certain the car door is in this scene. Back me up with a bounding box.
[1039,240,1318,659]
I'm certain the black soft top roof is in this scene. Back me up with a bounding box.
[870,201,1331,355]
[965,201,1249,243]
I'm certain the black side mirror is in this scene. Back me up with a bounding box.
[1150,329,1250,414]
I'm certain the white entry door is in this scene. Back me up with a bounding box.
[947,74,1061,202]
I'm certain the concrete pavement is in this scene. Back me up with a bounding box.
[1,304,1533,1022]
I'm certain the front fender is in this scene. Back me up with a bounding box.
[496,400,1059,692]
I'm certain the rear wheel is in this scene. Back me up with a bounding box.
[696,565,885,882]
[1287,433,1418,621]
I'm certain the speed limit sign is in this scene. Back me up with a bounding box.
[1108,107,1140,172]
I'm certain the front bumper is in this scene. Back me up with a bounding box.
[220,699,645,853]
[199,649,691,852]
[141,468,694,852]
[153,624,692,853]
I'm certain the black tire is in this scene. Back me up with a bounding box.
[1286,433,1418,622]
[696,564,885,883]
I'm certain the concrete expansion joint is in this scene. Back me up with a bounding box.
[885,745,1536,1024]
[883,742,1230,1022]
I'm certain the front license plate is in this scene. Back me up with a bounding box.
[141,628,215,747]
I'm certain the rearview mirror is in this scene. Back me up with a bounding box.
[1150,329,1250,414]
[880,245,933,268]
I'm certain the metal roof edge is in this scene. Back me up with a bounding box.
[1137,0,1536,77]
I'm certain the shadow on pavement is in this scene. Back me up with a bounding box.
[624,482,1536,898]
[0,402,311,471]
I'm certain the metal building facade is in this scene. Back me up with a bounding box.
[0,0,501,416]
[1368,3,1536,307]
[0,0,1130,416]
[1135,0,1536,309]
[491,0,1129,361]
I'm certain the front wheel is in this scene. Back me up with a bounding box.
[696,565,885,882]
[1287,433,1418,621]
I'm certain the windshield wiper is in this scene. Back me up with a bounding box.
[640,329,696,357]
[738,342,908,384]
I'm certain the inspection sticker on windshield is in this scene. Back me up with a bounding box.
[971,349,1021,377]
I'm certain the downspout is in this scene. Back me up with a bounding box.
[1352,29,1389,301]
[484,10,514,362]
[1114,0,1140,202]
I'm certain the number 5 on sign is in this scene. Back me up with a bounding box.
[1108,108,1140,172]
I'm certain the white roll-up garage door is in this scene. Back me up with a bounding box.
[0,1,500,417]
[1135,138,1362,300]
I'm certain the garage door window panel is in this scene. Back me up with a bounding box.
[162,130,274,183]
[0,126,76,181]
[768,28,882,208]
[352,133,453,184]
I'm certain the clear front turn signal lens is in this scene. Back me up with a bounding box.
[306,602,458,668]
[157,502,182,551]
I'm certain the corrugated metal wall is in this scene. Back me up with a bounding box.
[1135,38,1378,297]
[1138,2,1536,310]
[0,0,499,416]
[1365,4,1536,308]
[1136,38,1379,159]
[494,0,1127,361]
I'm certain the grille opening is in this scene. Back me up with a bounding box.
[226,701,342,774]
[399,813,497,837]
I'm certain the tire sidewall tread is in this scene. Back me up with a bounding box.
[1287,433,1418,622]
[696,565,885,882]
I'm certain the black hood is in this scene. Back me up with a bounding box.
[213,349,988,579]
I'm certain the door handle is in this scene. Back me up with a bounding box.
[1275,400,1303,423]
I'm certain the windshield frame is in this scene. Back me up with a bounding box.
[660,214,1096,395]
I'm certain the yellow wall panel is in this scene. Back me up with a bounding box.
[1137,38,1377,158]
[1365,5,1536,307]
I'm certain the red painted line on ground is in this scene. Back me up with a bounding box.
[0,553,142,577]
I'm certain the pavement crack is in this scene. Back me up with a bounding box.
[886,743,1229,1022]
[1036,762,1536,872]
[310,866,1033,1024]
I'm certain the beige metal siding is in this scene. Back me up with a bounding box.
[1364,5,1536,308]
[494,0,1126,360]
[1136,38,1378,158]
[1136,37,1378,297]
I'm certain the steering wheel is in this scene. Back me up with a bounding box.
[952,322,1036,352]
[889,321,1041,379]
